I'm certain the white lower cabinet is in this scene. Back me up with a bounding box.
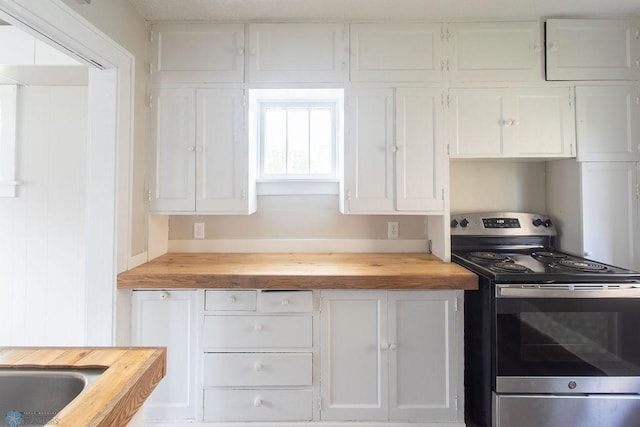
[132,288,463,425]
[320,290,463,423]
[131,290,199,421]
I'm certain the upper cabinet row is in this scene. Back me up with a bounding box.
[150,20,640,85]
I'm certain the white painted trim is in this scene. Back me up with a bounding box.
[168,239,429,253]
[128,251,149,269]
[149,422,465,427]
[0,0,135,345]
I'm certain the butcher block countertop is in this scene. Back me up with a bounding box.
[0,347,166,427]
[117,252,478,290]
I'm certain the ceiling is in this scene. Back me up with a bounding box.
[127,0,640,22]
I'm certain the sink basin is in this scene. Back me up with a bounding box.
[0,369,102,426]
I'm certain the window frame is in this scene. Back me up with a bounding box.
[258,99,338,181]
[0,85,18,197]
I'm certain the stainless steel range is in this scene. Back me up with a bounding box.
[451,212,640,427]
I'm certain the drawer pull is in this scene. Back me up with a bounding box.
[253,361,263,371]
[253,397,263,407]
[254,322,263,332]
[227,296,236,304]
[281,298,290,306]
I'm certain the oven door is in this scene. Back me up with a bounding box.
[495,284,640,394]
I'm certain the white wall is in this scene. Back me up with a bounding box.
[0,86,87,345]
[450,161,547,214]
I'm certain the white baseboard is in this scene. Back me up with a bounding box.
[167,239,429,253]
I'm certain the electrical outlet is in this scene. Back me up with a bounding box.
[193,222,205,240]
[387,221,399,239]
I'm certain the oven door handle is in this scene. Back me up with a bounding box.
[496,285,640,299]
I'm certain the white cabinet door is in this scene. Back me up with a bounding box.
[395,88,444,212]
[546,19,640,81]
[248,23,348,83]
[196,89,252,213]
[388,291,460,422]
[320,291,388,421]
[509,87,575,158]
[343,88,395,213]
[581,162,639,270]
[148,88,196,212]
[449,88,507,157]
[350,23,442,82]
[150,23,245,84]
[448,21,543,82]
[449,88,574,158]
[132,290,199,421]
[576,86,640,162]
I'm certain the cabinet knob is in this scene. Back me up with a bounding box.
[253,361,263,371]
[238,47,245,56]
[532,44,542,53]
[390,145,398,153]
[389,343,397,350]
[380,342,389,350]
[159,291,170,300]
[281,298,290,306]
[548,42,557,52]
[227,296,236,304]
[187,146,195,152]
[254,323,263,332]
[253,397,263,407]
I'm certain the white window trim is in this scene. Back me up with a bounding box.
[249,88,344,196]
[0,84,18,197]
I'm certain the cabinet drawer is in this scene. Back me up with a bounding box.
[205,290,256,311]
[259,291,313,313]
[203,353,312,386]
[204,389,313,421]
[203,315,312,348]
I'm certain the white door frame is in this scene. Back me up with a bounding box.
[0,0,135,345]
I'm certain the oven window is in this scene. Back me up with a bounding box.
[496,298,640,376]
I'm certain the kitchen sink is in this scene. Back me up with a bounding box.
[0,369,103,426]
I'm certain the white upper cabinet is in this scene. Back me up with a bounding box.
[248,23,348,83]
[149,88,255,214]
[350,23,442,82]
[343,87,444,214]
[395,88,444,212]
[447,21,543,82]
[546,19,640,81]
[576,86,640,162]
[449,87,575,158]
[150,23,245,84]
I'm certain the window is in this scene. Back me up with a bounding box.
[250,89,343,195]
[0,85,18,197]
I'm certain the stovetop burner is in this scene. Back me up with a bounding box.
[489,262,532,273]
[551,259,610,273]
[468,251,511,262]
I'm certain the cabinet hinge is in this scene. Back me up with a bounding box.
[441,188,445,200]
[148,28,154,43]
[146,93,153,108]
[427,239,433,254]
[147,189,152,202]
[455,396,459,411]
[454,297,459,312]
[346,189,352,201]
[342,24,348,41]
[440,24,450,41]
[318,395,322,414]
[568,88,573,107]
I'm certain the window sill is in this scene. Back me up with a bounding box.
[256,179,339,196]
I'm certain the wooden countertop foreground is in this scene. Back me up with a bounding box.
[0,347,166,427]
[117,252,478,290]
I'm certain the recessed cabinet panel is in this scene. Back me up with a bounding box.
[395,88,443,211]
[449,89,506,157]
[148,88,196,212]
[343,88,395,213]
[448,22,543,81]
[546,19,640,81]
[581,162,639,270]
[388,292,458,421]
[151,23,245,84]
[350,23,442,82]
[320,292,388,421]
[204,389,313,421]
[203,353,312,387]
[249,23,347,83]
[196,89,249,212]
[511,88,574,158]
[576,86,640,162]
[203,315,312,348]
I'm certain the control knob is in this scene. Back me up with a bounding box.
[460,218,469,228]
[543,219,553,228]
[532,218,543,227]
[450,219,459,228]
